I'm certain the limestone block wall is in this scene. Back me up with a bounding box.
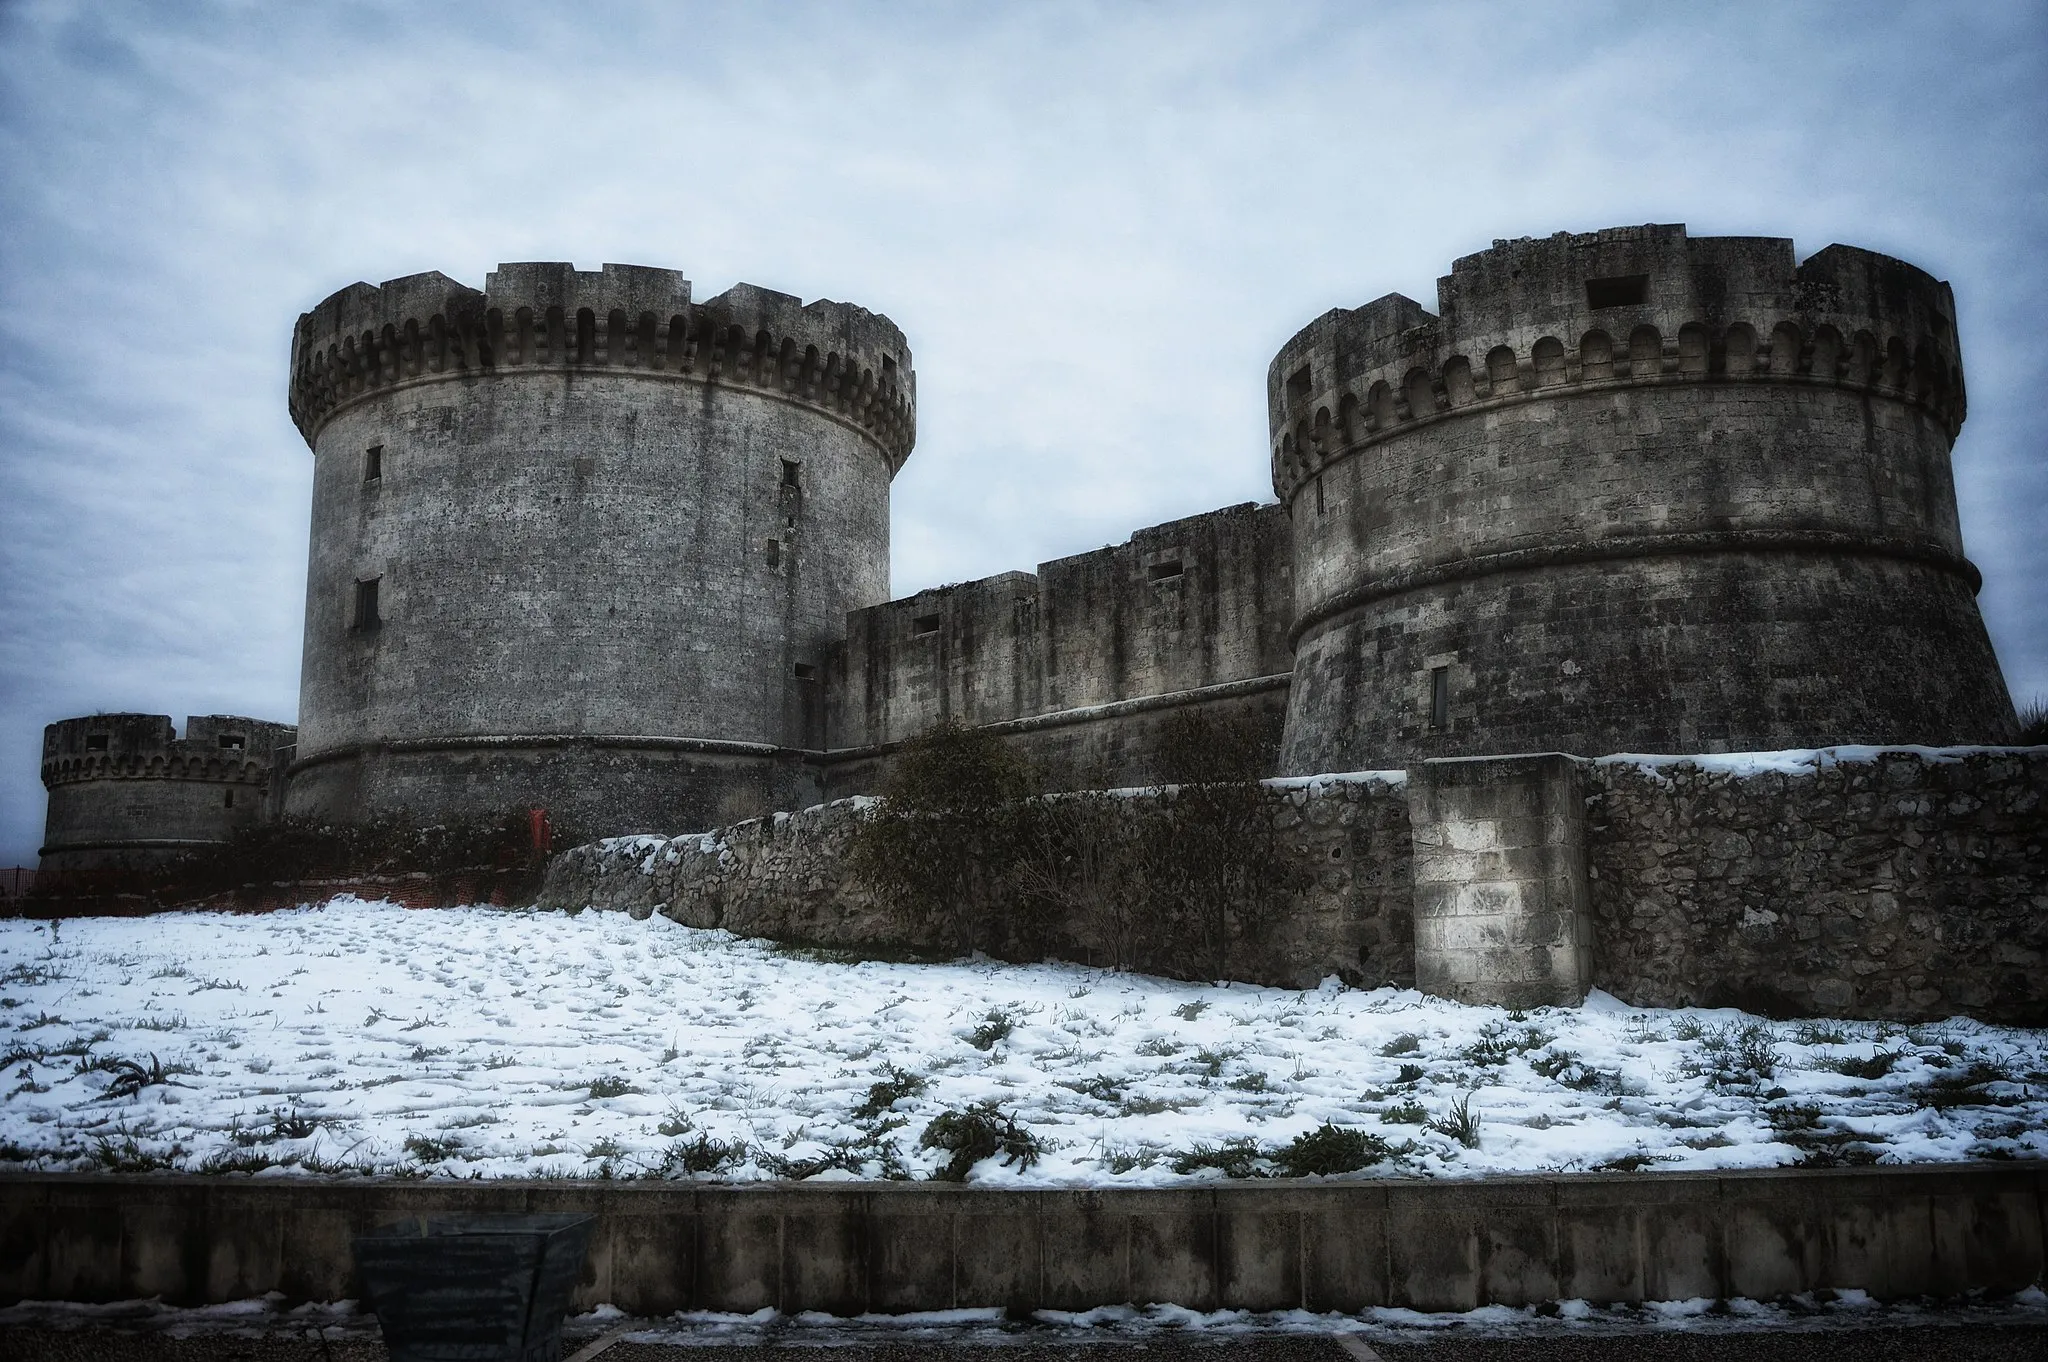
[1408,754,1594,1009]
[1585,748,2048,1025]
[540,772,1415,989]
[545,745,2045,1023]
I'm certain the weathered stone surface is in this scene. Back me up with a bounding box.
[1585,748,2048,1025]
[540,775,1416,990]
[37,714,296,873]
[545,746,2045,1023]
[1268,225,2015,774]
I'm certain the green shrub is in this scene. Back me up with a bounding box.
[1427,1094,1483,1148]
[965,1009,1016,1051]
[2017,695,2048,745]
[1169,1138,1265,1178]
[657,1133,746,1176]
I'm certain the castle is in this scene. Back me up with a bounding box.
[39,224,2019,873]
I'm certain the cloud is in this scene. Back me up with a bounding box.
[1,0,2042,862]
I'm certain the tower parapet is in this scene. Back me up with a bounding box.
[289,264,914,469]
[39,714,296,873]
[1269,224,2013,773]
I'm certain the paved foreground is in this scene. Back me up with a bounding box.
[2,1309,2045,1362]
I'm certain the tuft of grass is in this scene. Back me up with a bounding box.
[1595,1151,1678,1173]
[853,1063,929,1120]
[964,1009,1015,1051]
[1395,1063,1426,1085]
[403,1133,462,1163]
[587,1074,635,1099]
[1380,1033,1422,1057]
[1823,1049,1904,1080]
[1173,1001,1208,1022]
[1170,1137,1265,1178]
[1792,1022,1851,1046]
[658,1133,747,1177]
[2016,694,2048,745]
[1099,1143,1158,1174]
[1679,1021,1780,1089]
[1427,1094,1483,1149]
[1380,1097,1428,1124]
[919,1102,1040,1181]
[1227,1071,1271,1093]
[1059,1073,1126,1104]
[1271,1123,1401,1177]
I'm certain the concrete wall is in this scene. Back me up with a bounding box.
[826,503,1293,791]
[285,262,913,836]
[1409,754,1594,1009]
[38,714,296,874]
[1270,224,2015,777]
[2,1166,2039,1313]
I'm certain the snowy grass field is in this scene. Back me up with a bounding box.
[0,899,2041,1183]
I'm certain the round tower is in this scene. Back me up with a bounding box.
[1269,224,2016,772]
[40,714,297,874]
[285,263,915,834]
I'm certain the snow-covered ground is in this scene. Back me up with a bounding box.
[0,899,2040,1182]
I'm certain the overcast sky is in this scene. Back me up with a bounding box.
[1,1,2042,866]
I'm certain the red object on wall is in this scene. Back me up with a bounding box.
[529,808,552,855]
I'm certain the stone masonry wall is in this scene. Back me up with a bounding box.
[1584,748,2048,1025]
[539,774,1414,989]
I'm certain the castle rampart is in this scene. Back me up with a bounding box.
[823,502,1293,789]
[1268,225,2013,773]
[285,262,915,835]
[39,715,296,873]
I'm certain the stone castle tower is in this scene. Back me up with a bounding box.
[282,263,914,834]
[37,224,2021,862]
[1269,225,2014,770]
[38,715,297,873]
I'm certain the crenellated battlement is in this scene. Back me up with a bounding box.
[1267,225,1965,502]
[41,714,297,790]
[288,263,916,471]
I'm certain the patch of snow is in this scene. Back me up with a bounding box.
[0,901,2040,1184]
[1596,744,2036,780]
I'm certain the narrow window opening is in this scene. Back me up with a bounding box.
[85,733,109,752]
[1147,560,1184,582]
[785,516,797,529]
[353,577,381,630]
[912,613,941,636]
[363,445,383,482]
[1586,274,1650,309]
[765,539,781,568]
[224,789,235,808]
[792,662,816,681]
[1429,666,1450,731]
[780,458,801,487]
[218,734,245,751]
[1314,474,1326,516]
[1286,365,1313,403]
[882,356,898,379]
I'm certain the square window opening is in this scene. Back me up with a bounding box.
[792,662,816,681]
[1586,274,1650,309]
[1147,560,1184,582]
[781,458,801,488]
[353,577,382,630]
[218,734,245,751]
[1429,666,1450,731]
[882,356,898,378]
[364,445,383,482]
[912,613,941,636]
[85,733,109,752]
[1286,365,1313,402]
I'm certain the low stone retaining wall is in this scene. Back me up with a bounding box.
[1586,748,2048,1024]
[540,747,2046,1022]
[540,774,1416,989]
[2,1166,2040,1314]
